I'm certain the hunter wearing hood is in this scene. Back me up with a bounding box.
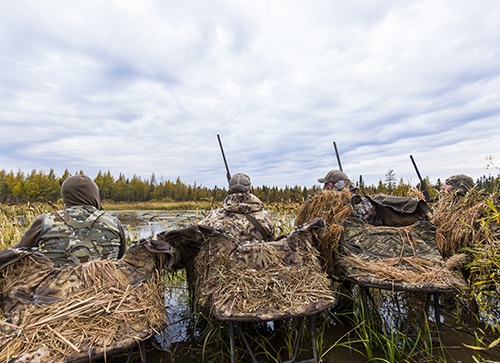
[198,173,275,242]
[14,174,126,267]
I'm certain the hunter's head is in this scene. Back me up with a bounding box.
[229,173,251,194]
[318,170,349,191]
[441,174,474,195]
[61,174,102,209]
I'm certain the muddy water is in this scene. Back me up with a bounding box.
[101,211,500,363]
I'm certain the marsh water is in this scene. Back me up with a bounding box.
[101,210,500,363]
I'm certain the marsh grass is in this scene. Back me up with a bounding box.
[461,200,500,362]
[433,189,493,258]
[0,202,59,248]
[102,200,221,211]
[340,287,448,363]
[196,314,338,363]
[266,201,301,236]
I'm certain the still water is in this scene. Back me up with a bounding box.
[108,209,205,241]
[102,210,499,363]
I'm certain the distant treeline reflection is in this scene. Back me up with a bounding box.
[0,168,498,203]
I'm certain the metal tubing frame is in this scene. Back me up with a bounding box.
[433,293,442,335]
[126,347,134,363]
[228,315,318,363]
[125,340,147,363]
[230,322,236,363]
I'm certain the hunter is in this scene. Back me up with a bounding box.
[198,172,275,242]
[14,174,126,267]
[317,169,383,226]
[441,174,475,196]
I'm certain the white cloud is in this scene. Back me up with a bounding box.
[1,0,499,189]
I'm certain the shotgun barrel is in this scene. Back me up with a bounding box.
[410,155,431,201]
[333,141,343,171]
[217,134,231,183]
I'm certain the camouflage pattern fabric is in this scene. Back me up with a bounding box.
[337,216,466,293]
[38,206,121,267]
[0,240,179,363]
[446,174,475,195]
[156,223,217,269]
[199,193,275,242]
[350,194,383,226]
[202,218,336,322]
[333,179,356,192]
[342,216,440,259]
[208,218,324,271]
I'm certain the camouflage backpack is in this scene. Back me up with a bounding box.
[38,206,121,267]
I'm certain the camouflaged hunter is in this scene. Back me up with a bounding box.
[14,174,126,267]
[314,170,383,225]
[199,173,275,242]
[444,174,475,195]
[37,206,122,266]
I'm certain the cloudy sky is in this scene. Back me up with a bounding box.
[1,0,499,190]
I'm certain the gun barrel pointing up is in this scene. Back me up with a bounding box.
[217,134,231,183]
[333,141,343,172]
[409,155,431,201]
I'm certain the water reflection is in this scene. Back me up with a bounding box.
[108,210,205,241]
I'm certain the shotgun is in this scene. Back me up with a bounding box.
[409,155,431,201]
[217,134,231,183]
[333,141,343,172]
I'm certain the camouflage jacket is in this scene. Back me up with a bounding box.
[38,206,122,267]
[199,193,275,242]
[350,195,383,226]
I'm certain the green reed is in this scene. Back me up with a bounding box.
[335,286,448,363]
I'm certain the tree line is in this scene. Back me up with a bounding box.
[0,168,498,204]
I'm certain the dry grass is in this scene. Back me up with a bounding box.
[190,235,334,319]
[405,188,427,200]
[294,190,352,275]
[295,189,351,226]
[0,202,59,249]
[315,223,344,276]
[337,254,467,288]
[101,200,219,211]
[432,190,492,258]
[0,257,169,363]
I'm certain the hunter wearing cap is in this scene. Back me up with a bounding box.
[441,174,475,196]
[198,173,275,242]
[315,169,383,226]
[14,174,126,267]
[318,170,354,192]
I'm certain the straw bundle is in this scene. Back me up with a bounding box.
[433,191,491,258]
[191,237,334,318]
[295,189,351,226]
[0,257,169,363]
[405,188,426,200]
[315,223,344,276]
[337,254,467,289]
[295,190,352,276]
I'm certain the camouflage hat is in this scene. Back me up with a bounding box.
[229,173,251,193]
[318,170,349,184]
[445,174,474,194]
